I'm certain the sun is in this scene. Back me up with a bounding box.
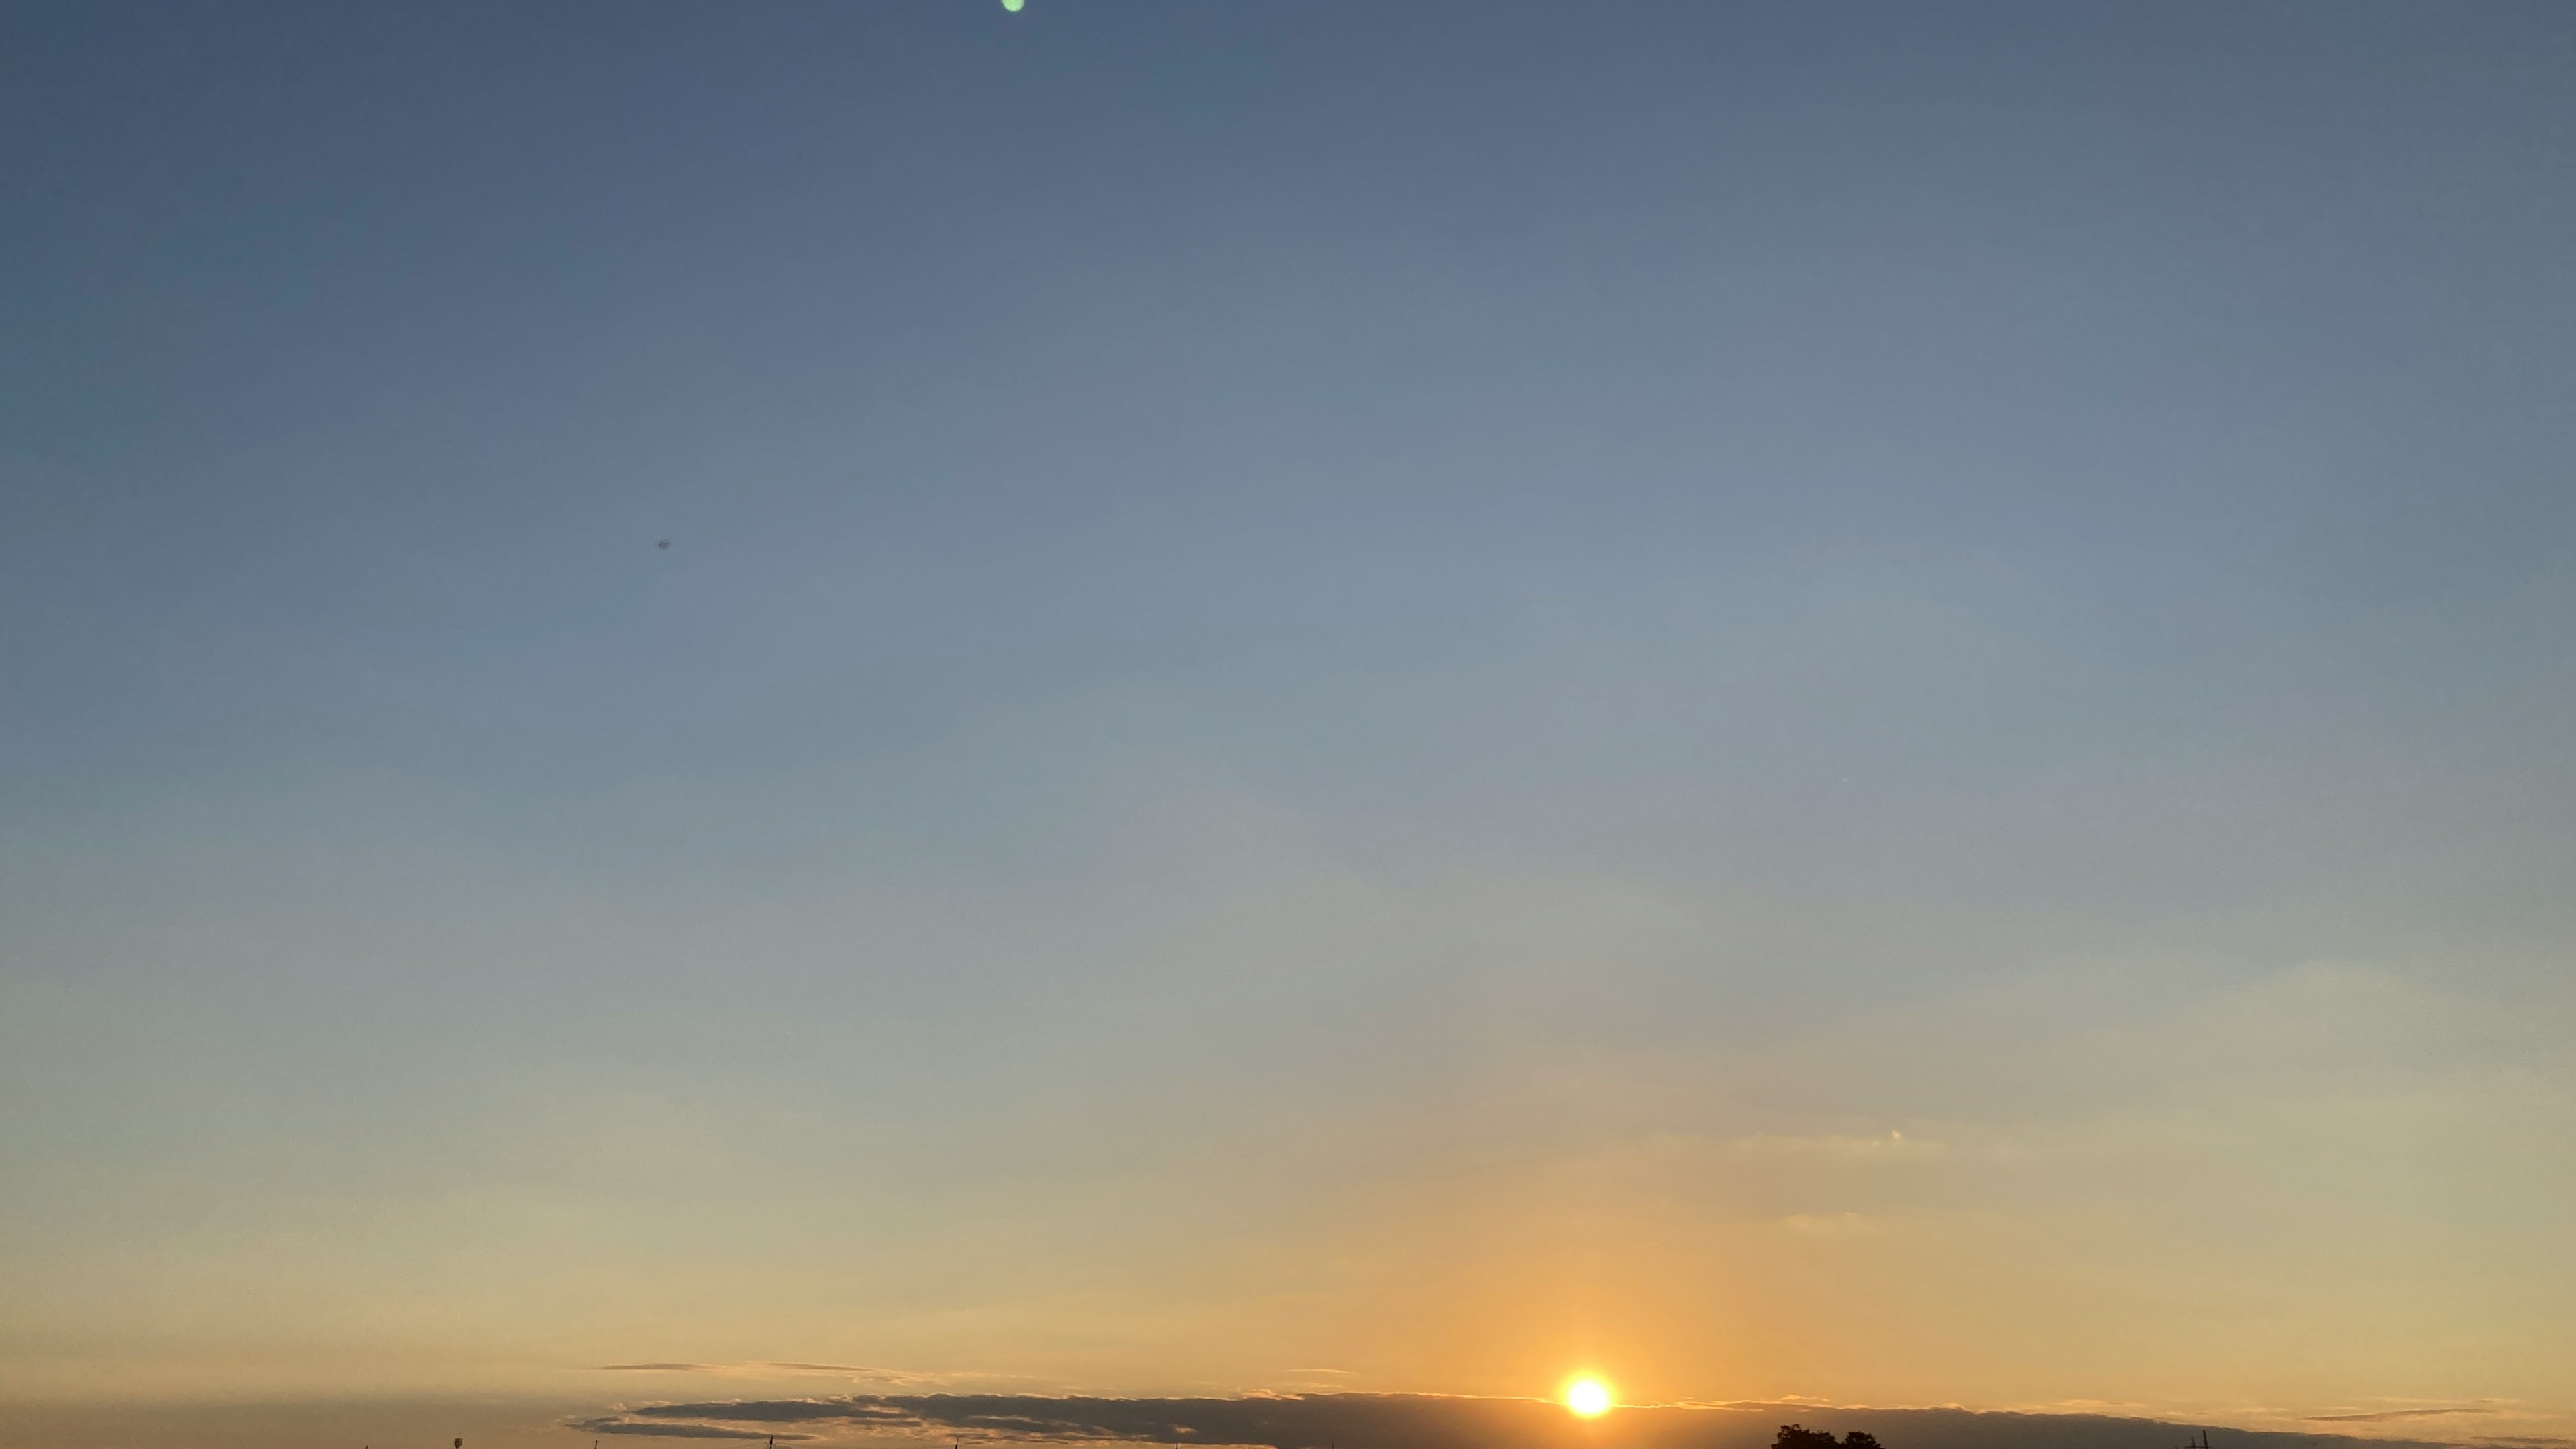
[1564,1376,1614,1419]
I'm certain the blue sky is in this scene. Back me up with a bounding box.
[3,1,2573,1438]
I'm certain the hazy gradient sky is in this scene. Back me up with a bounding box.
[4,0,2574,1441]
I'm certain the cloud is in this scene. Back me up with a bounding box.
[576,1424,816,1442]
[596,1363,991,1387]
[565,1393,2468,1449]
[1778,1212,1884,1237]
[2307,1411,2498,1424]
[1729,1133,1945,1161]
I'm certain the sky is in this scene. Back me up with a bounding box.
[3,1,2574,1446]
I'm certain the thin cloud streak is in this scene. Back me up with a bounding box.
[598,1364,998,1386]
[568,1394,2469,1449]
[591,1426,816,1442]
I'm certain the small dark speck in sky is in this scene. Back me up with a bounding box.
[657,540,671,549]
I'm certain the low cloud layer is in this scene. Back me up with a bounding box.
[568,1394,2461,1449]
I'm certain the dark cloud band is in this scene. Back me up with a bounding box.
[568,1394,2465,1449]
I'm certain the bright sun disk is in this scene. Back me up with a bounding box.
[1565,1377,1613,1418]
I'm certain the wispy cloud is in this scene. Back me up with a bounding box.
[2306,1410,2498,1424]
[566,1393,2472,1449]
[1778,1212,1884,1237]
[1729,1132,1945,1161]
[583,1425,815,1442]
[595,1364,1000,1387]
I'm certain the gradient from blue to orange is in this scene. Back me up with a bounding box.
[3,1,2572,1442]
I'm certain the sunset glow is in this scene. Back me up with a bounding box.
[5,7,2572,1449]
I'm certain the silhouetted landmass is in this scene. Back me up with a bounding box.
[1776,1425,1845,1449]
[567,1393,2510,1449]
[1776,1424,1881,1449]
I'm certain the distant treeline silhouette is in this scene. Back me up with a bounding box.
[1778,1425,1883,1449]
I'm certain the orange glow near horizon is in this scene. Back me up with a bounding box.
[1564,1376,1614,1418]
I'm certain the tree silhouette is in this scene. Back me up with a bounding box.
[1775,1426,1884,1449]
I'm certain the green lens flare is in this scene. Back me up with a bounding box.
[1002,0,1024,11]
